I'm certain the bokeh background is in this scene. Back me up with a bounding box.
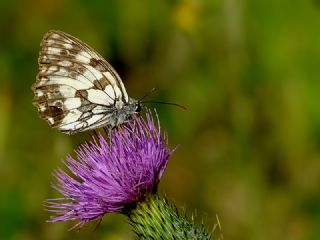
[1,0,320,239]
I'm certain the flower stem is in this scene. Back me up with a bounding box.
[128,194,212,240]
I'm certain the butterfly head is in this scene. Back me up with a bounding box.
[128,98,142,113]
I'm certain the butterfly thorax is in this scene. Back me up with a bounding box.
[109,98,141,128]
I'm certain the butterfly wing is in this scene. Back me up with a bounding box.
[32,30,129,134]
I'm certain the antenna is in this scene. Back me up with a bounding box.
[138,87,187,110]
[141,100,187,110]
[138,87,157,102]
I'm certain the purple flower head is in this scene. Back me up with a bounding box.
[46,110,173,228]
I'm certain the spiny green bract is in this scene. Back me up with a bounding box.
[128,194,212,240]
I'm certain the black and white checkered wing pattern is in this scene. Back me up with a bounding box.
[32,30,129,134]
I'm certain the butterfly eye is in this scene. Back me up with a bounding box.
[135,103,142,113]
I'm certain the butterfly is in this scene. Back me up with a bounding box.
[32,30,141,135]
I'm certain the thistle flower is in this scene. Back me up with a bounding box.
[46,111,171,228]
[46,110,213,239]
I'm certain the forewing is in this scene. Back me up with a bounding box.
[32,30,128,134]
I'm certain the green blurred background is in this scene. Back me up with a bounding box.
[1,0,320,239]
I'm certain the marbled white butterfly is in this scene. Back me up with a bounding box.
[32,30,141,135]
